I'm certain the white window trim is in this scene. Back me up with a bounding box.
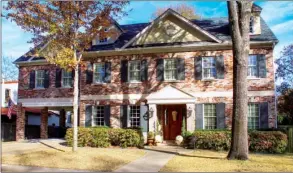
[61,69,72,88]
[202,57,216,80]
[164,59,177,81]
[202,104,217,130]
[247,55,259,79]
[93,62,106,84]
[128,60,141,83]
[91,105,105,127]
[129,105,141,128]
[35,70,45,89]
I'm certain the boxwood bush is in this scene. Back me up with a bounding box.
[185,130,288,154]
[65,127,143,148]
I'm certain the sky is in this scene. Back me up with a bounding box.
[2,1,293,61]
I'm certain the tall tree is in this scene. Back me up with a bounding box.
[227,1,253,160]
[277,88,293,125]
[275,44,293,93]
[4,1,128,151]
[152,3,200,19]
[2,56,18,81]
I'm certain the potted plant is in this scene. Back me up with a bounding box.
[147,132,155,145]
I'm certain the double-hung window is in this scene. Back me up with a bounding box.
[247,55,258,78]
[202,57,216,79]
[93,63,105,83]
[93,106,105,126]
[128,61,141,82]
[248,103,259,129]
[130,106,140,128]
[203,104,217,129]
[35,70,45,88]
[62,69,72,87]
[164,59,177,80]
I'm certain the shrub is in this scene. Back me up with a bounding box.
[65,127,142,148]
[186,130,288,153]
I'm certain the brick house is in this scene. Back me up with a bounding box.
[14,5,278,141]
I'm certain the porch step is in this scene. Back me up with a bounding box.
[157,140,177,146]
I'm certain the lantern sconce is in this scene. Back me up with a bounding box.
[187,106,193,118]
[148,107,154,119]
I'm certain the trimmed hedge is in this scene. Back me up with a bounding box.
[65,127,143,148]
[185,130,288,154]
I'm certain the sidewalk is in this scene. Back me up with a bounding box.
[1,164,93,172]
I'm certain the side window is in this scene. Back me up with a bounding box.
[164,59,177,81]
[248,103,259,129]
[130,105,140,128]
[128,60,141,82]
[62,69,72,87]
[93,106,105,126]
[93,63,105,83]
[203,104,216,129]
[35,70,45,88]
[247,55,258,78]
[202,57,216,79]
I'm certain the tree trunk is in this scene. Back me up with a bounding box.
[72,50,79,152]
[227,1,252,160]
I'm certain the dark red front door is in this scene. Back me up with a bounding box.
[162,105,184,140]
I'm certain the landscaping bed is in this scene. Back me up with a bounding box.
[160,149,293,172]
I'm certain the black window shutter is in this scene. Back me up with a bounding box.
[55,68,62,88]
[140,105,148,132]
[259,102,269,129]
[104,105,111,127]
[85,105,92,127]
[176,58,185,80]
[258,55,266,78]
[44,70,50,88]
[86,62,93,84]
[216,103,226,129]
[29,70,35,89]
[195,57,202,80]
[195,104,203,129]
[120,105,128,128]
[71,69,75,87]
[121,60,128,83]
[104,62,111,83]
[216,56,225,79]
[156,59,164,81]
[140,60,148,82]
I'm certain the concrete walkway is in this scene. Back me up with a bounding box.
[1,164,92,172]
[114,150,175,172]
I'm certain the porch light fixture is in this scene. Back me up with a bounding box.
[148,107,154,118]
[187,106,193,118]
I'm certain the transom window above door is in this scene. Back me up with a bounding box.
[93,63,106,83]
[202,57,216,79]
[128,60,141,82]
[164,59,177,80]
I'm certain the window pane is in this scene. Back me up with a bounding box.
[248,55,258,77]
[93,106,105,126]
[202,57,216,79]
[129,61,141,82]
[248,103,259,129]
[94,63,105,83]
[36,70,45,88]
[204,104,216,129]
[130,106,140,128]
[62,69,72,87]
[164,59,176,80]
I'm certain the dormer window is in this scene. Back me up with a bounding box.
[99,37,108,43]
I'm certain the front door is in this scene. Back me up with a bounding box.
[162,105,185,140]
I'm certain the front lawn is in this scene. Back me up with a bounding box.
[2,147,145,171]
[160,149,293,172]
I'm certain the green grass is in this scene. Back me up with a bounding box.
[2,148,146,171]
[160,149,293,172]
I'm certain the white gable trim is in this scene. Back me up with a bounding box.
[121,9,221,49]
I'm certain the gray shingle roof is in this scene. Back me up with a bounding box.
[15,17,278,63]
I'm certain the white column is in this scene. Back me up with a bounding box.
[148,104,157,132]
[186,103,196,132]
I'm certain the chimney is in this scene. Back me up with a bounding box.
[250,4,262,35]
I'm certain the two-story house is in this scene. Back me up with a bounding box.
[14,5,278,141]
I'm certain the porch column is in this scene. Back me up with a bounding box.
[40,107,48,139]
[16,103,25,141]
[148,104,157,132]
[186,103,196,132]
[59,109,66,128]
